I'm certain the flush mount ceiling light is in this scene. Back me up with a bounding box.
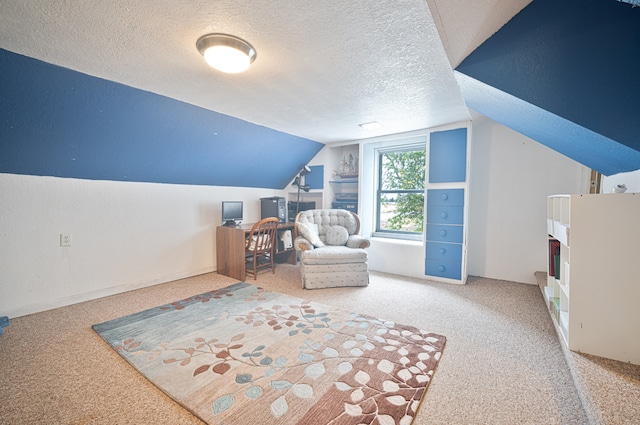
[196,33,257,74]
[359,121,382,130]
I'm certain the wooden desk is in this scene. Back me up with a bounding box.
[216,222,296,281]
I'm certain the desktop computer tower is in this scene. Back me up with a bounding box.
[261,197,286,222]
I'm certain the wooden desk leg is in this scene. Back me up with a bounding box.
[216,225,246,281]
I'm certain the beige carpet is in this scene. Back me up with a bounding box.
[1,265,635,424]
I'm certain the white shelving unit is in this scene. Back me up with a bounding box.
[328,144,359,213]
[545,193,640,365]
[330,179,358,213]
[287,190,323,206]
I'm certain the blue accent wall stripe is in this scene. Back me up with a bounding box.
[0,49,323,188]
[456,0,640,175]
[456,72,640,176]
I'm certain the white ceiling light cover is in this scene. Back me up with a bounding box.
[196,33,257,74]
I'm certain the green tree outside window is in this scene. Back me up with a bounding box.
[377,148,426,234]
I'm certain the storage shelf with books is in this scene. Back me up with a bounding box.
[330,178,358,213]
[546,195,571,344]
[544,193,640,365]
[328,143,360,214]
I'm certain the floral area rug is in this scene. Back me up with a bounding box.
[93,283,446,425]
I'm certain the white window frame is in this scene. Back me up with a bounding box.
[359,132,428,242]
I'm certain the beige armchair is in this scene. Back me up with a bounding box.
[294,209,370,289]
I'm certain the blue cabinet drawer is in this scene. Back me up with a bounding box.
[427,189,464,207]
[425,258,462,280]
[426,224,463,243]
[426,242,462,262]
[427,206,463,224]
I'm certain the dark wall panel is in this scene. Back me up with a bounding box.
[456,0,640,175]
[0,49,323,188]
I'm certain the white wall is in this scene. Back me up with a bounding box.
[601,169,640,193]
[0,114,600,318]
[467,114,590,284]
[294,148,333,209]
[0,173,283,317]
[367,238,426,277]
[337,115,590,284]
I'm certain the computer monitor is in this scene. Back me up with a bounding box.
[221,201,243,226]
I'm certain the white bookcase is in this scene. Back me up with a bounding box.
[545,193,640,365]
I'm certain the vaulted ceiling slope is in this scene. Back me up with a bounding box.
[3,0,637,184]
[0,0,528,189]
[455,0,640,176]
[0,0,476,145]
[0,49,323,189]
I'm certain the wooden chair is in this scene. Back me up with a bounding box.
[245,217,279,280]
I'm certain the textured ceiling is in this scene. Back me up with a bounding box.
[0,0,530,144]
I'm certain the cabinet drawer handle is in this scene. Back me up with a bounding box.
[439,248,446,254]
[441,194,448,201]
[440,212,448,219]
[438,265,446,272]
[439,230,447,237]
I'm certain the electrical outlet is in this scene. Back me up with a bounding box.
[60,233,72,247]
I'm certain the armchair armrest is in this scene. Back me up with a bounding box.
[346,235,370,249]
[294,237,314,252]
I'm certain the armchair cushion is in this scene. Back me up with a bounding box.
[295,209,362,245]
[301,245,368,264]
[297,222,324,247]
[325,225,349,246]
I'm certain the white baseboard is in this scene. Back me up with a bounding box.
[5,267,215,319]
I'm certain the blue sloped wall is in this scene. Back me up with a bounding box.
[0,49,323,188]
[455,0,640,176]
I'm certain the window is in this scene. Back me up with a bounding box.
[375,143,426,239]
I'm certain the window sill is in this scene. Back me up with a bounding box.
[371,234,423,245]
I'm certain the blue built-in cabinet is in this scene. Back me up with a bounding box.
[428,130,467,183]
[425,188,464,280]
[425,127,469,283]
